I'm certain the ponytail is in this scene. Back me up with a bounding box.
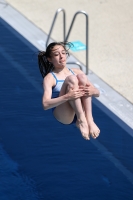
[38,51,54,78]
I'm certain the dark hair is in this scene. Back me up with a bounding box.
[38,41,73,78]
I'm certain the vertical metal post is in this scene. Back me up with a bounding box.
[65,11,89,75]
[45,9,89,74]
[45,8,66,48]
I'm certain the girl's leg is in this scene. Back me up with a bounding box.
[77,74,100,139]
[53,75,89,140]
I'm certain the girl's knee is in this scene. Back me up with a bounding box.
[77,74,88,85]
[64,75,79,90]
[65,75,78,85]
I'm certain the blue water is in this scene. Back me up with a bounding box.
[0,18,133,200]
[0,144,39,200]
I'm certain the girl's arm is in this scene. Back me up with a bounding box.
[72,68,100,97]
[83,82,100,97]
[42,88,70,110]
[42,74,84,110]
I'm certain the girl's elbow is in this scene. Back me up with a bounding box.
[43,106,48,110]
[94,89,100,97]
[96,90,100,97]
[42,102,49,110]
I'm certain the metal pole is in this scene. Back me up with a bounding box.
[65,11,89,75]
[45,8,66,48]
[67,62,83,71]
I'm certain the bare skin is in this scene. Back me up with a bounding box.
[42,45,100,140]
[76,73,100,139]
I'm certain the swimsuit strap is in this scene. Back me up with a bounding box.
[51,72,57,85]
[51,68,75,83]
[69,68,75,75]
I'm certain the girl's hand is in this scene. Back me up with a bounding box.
[80,84,99,97]
[66,88,85,100]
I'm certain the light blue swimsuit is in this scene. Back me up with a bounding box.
[51,68,77,125]
[51,68,75,98]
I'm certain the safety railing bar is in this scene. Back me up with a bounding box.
[67,61,83,71]
[45,8,66,48]
[65,11,89,75]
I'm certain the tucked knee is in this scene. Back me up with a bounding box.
[77,74,88,86]
[65,75,78,88]
[65,75,78,83]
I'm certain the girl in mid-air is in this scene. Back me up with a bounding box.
[38,41,100,140]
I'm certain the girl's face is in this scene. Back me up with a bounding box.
[48,45,67,68]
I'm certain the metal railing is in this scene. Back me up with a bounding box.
[66,61,83,71]
[45,8,66,47]
[65,11,89,75]
[46,8,89,75]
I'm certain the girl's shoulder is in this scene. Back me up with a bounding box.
[43,72,56,87]
[44,72,54,79]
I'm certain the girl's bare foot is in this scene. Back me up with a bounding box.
[76,118,90,140]
[88,121,100,139]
